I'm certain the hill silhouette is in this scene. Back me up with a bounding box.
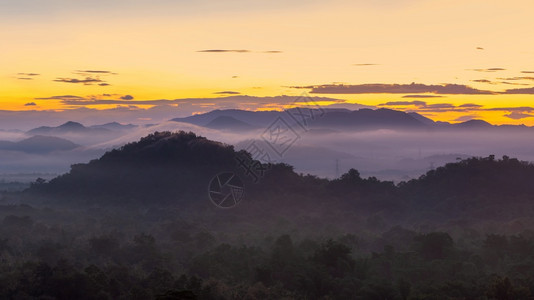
[27,131,290,206]
[0,135,79,154]
[26,131,534,223]
[28,121,110,135]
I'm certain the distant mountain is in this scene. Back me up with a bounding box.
[308,108,426,130]
[173,108,427,131]
[0,135,80,154]
[452,119,493,129]
[90,122,138,131]
[172,108,533,132]
[204,116,258,131]
[27,121,111,135]
[172,109,281,127]
[407,112,435,125]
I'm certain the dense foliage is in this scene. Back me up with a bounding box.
[2,131,534,298]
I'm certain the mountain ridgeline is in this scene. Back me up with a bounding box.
[27,131,534,224]
[171,107,531,132]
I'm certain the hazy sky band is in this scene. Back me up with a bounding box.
[2,0,534,125]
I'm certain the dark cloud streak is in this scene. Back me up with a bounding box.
[53,77,104,85]
[293,83,494,95]
[213,91,241,95]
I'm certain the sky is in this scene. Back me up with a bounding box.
[2,0,534,125]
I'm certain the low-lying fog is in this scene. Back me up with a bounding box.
[2,122,534,184]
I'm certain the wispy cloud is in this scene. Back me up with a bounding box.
[197,49,251,53]
[53,69,117,86]
[353,63,379,66]
[402,95,444,98]
[472,79,529,86]
[471,79,495,84]
[497,76,534,81]
[292,83,494,95]
[16,73,40,80]
[500,81,529,86]
[213,91,241,95]
[75,70,116,74]
[454,115,480,122]
[24,102,37,106]
[468,68,506,72]
[459,103,483,108]
[504,111,534,120]
[120,95,134,100]
[379,101,426,106]
[476,47,484,50]
[197,49,282,54]
[502,87,534,94]
[35,95,87,101]
[53,77,104,85]
[380,101,487,113]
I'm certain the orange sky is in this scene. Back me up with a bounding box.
[2,0,534,125]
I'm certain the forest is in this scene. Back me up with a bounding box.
[1,131,534,299]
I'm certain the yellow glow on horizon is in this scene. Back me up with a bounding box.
[2,0,534,125]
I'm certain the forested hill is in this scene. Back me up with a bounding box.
[26,131,534,221]
[26,131,249,205]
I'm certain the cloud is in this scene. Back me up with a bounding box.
[35,95,87,101]
[471,79,494,84]
[470,79,528,86]
[53,77,104,85]
[98,83,110,86]
[501,87,534,94]
[504,111,534,120]
[497,77,534,81]
[468,68,506,72]
[486,106,534,113]
[379,101,488,113]
[33,94,346,113]
[197,49,250,53]
[17,73,39,76]
[120,95,134,100]
[379,101,427,106]
[24,102,36,106]
[353,63,379,66]
[521,71,534,74]
[402,95,444,98]
[293,83,494,95]
[17,77,34,80]
[426,103,455,109]
[476,47,484,50]
[458,103,483,108]
[500,81,529,86]
[213,91,241,95]
[454,115,480,122]
[75,70,115,74]
[197,49,282,54]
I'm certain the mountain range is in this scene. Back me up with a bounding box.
[172,108,532,132]
[0,135,80,154]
